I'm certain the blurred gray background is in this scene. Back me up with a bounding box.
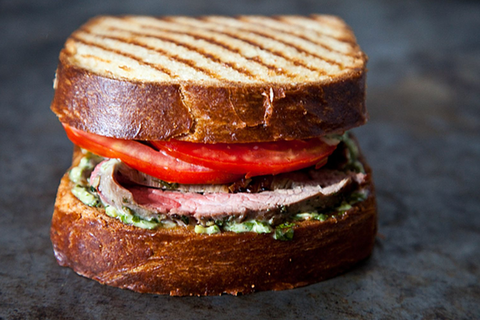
[1,0,479,319]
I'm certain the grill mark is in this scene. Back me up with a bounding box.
[272,16,355,45]
[71,34,175,77]
[78,54,111,63]
[188,17,326,75]
[238,17,360,60]
[80,29,225,80]
[106,26,257,80]
[150,17,299,79]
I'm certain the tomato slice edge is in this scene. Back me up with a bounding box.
[152,138,338,177]
[63,125,243,184]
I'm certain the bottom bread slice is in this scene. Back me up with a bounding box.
[50,154,377,296]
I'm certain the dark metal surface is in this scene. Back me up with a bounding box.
[1,0,479,319]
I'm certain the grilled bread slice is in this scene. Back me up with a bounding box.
[51,15,368,143]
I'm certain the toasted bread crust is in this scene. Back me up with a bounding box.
[50,151,376,296]
[50,15,368,143]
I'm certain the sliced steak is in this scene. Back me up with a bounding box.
[90,159,366,225]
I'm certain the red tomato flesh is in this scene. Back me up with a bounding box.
[63,125,338,184]
[152,137,338,178]
[63,125,243,184]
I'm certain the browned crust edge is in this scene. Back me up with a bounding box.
[50,151,377,296]
[51,51,367,143]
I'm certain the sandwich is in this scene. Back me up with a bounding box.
[50,14,376,296]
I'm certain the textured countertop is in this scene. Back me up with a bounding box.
[1,0,479,319]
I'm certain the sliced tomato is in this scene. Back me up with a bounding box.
[63,125,243,184]
[152,137,338,178]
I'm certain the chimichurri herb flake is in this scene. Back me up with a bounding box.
[274,222,295,241]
